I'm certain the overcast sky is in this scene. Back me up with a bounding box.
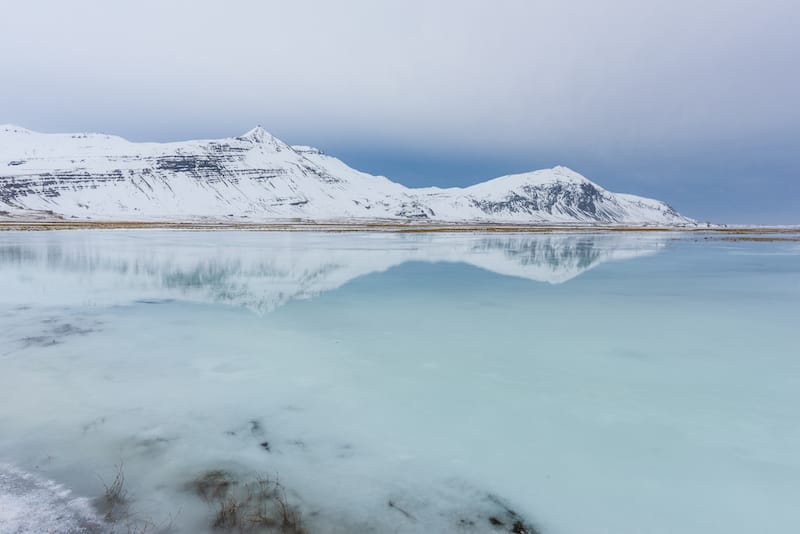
[1,0,798,222]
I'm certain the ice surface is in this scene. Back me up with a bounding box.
[0,231,798,533]
[0,464,101,533]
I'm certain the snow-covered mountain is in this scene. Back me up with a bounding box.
[0,124,692,225]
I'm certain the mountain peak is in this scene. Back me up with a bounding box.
[240,126,272,143]
[549,165,594,183]
[551,165,576,174]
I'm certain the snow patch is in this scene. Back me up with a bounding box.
[0,464,102,534]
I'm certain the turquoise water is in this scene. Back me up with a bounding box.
[0,231,798,533]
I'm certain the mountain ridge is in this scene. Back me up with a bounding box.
[0,125,693,225]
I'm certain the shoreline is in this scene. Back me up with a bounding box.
[1,219,798,234]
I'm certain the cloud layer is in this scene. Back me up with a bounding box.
[1,0,798,222]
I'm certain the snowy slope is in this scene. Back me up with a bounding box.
[0,125,693,224]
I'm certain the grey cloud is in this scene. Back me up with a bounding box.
[0,0,798,222]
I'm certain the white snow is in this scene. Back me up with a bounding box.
[0,464,101,534]
[0,126,693,225]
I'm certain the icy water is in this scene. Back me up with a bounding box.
[0,230,798,534]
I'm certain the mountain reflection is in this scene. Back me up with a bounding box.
[0,231,667,311]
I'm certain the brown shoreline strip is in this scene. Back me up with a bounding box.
[0,219,798,235]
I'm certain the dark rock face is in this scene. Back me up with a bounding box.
[465,179,683,223]
[471,182,609,221]
[396,200,435,219]
[155,155,225,173]
[576,183,602,213]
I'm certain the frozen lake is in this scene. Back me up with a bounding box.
[0,230,798,534]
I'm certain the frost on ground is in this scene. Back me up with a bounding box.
[0,462,540,534]
[181,468,540,534]
[0,464,102,534]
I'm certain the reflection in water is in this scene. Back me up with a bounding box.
[0,231,667,311]
[0,231,798,534]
